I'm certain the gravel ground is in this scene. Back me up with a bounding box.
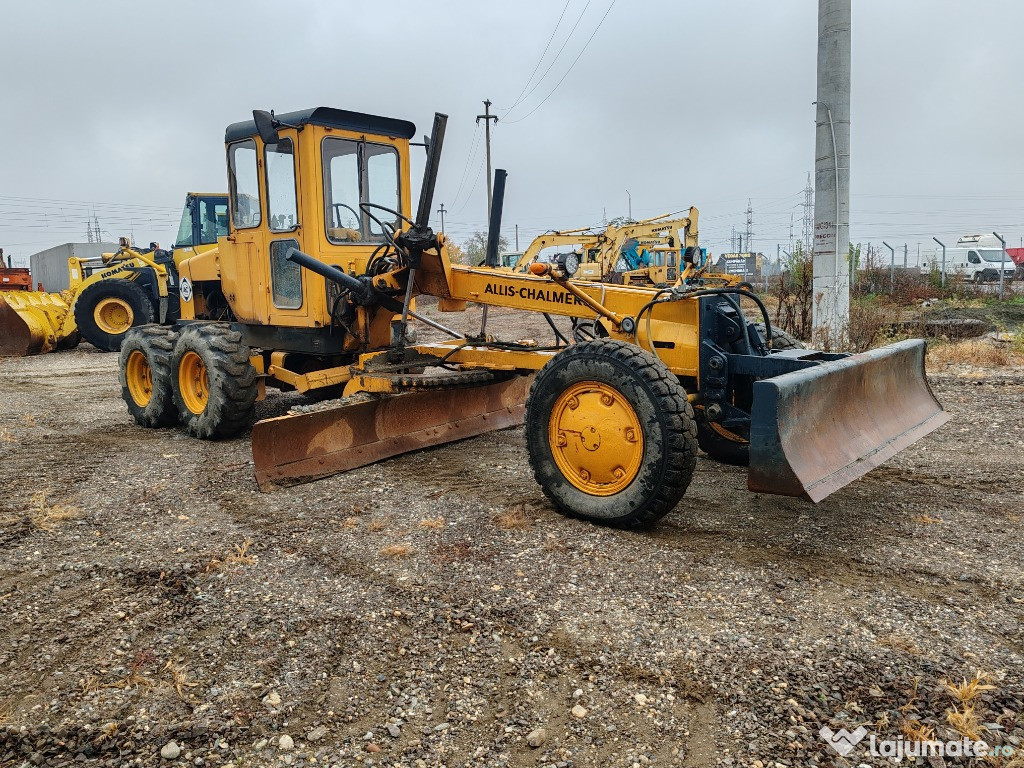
[1,311,1022,768]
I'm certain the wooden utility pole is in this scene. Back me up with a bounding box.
[476,100,498,217]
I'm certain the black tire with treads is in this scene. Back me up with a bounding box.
[696,322,804,465]
[525,339,698,529]
[118,325,178,427]
[754,322,803,350]
[73,279,155,352]
[171,324,258,439]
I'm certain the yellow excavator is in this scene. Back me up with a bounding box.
[512,210,740,289]
[0,193,227,356]
[115,106,947,528]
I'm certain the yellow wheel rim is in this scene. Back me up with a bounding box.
[178,350,209,415]
[94,297,134,334]
[548,380,644,496]
[125,350,153,407]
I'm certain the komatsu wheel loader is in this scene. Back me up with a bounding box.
[0,193,227,356]
[116,105,948,528]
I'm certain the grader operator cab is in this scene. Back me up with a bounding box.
[117,105,948,527]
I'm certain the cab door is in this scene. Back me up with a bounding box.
[263,135,308,325]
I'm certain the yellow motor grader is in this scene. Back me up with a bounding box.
[116,106,947,527]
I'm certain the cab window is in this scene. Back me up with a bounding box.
[266,138,298,232]
[229,140,261,229]
[174,201,195,247]
[322,137,402,244]
[269,238,302,309]
[968,251,981,264]
[197,199,228,245]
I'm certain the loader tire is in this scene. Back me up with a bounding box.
[696,324,804,465]
[118,325,178,428]
[695,416,750,465]
[74,279,155,352]
[525,339,698,528]
[754,322,803,350]
[171,324,258,439]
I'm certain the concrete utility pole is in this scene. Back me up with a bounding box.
[626,189,632,221]
[812,0,851,344]
[903,243,908,269]
[436,203,446,234]
[476,100,498,217]
[515,224,519,251]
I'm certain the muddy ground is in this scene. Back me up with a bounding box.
[1,308,1022,768]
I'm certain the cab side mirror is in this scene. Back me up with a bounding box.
[253,110,280,145]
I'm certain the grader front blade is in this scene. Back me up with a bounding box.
[748,339,949,502]
[252,375,533,490]
[0,291,73,356]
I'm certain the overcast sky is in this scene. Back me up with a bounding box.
[2,0,1023,266]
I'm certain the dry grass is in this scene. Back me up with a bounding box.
[946,704,987,741]
[164,660,196,698]
[943,672,997,741]
[493,504,533,530]
[899,717,936,742]
[927,339,1021,370]
[911,514,943,525]
[879,634,921,654]
[419,517,446,529]
[379,543,414,558]
[341,516,360,529]
[12,491,82,531]
[367,517,391,532]
[20,413,36,427]
[0,427,15,444]
[205,540,257,573]
[944,673,996,705]
[0,699,13,726]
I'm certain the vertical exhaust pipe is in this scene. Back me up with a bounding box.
[415,113,448,231]
[485,169,507,267]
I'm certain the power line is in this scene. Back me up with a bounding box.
[505,0,617,125]
[504,0,594,121]
[502,0,573,118]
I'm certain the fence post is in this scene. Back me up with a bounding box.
[883,241,895,294]
[932,237,946,288]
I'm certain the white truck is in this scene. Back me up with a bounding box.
[921,234,1016,283]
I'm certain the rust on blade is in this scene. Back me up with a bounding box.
[253,375,533,491]
[748,339,950,502]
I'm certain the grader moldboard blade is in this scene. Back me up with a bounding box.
[748,339,949,502]
[252,375,533,490]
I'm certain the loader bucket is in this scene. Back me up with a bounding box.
[748,339,949,502]
[0,291,71,356]
[253,375,533,490]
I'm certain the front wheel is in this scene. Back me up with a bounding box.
[171,324,258,439]
[73,279,155,352]
[525,339,697,528]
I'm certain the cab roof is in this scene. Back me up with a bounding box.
[225,107,417,144]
